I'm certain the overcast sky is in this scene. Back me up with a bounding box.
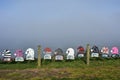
[0,0,120,50]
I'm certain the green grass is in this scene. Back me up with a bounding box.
[0,58,119,80]
[0,60,37,69]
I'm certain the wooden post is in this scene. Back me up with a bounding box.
[38,45,41,67]
[86,44,90,65]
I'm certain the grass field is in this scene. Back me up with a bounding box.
[0,58,120,80]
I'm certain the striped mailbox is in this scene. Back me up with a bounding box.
[2,49,12,62]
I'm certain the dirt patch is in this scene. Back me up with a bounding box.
[0,68,71,80]
[0,67,120,80]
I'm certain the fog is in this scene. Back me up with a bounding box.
[0,0,120,51]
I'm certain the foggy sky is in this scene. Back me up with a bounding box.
[0,0,120,51]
